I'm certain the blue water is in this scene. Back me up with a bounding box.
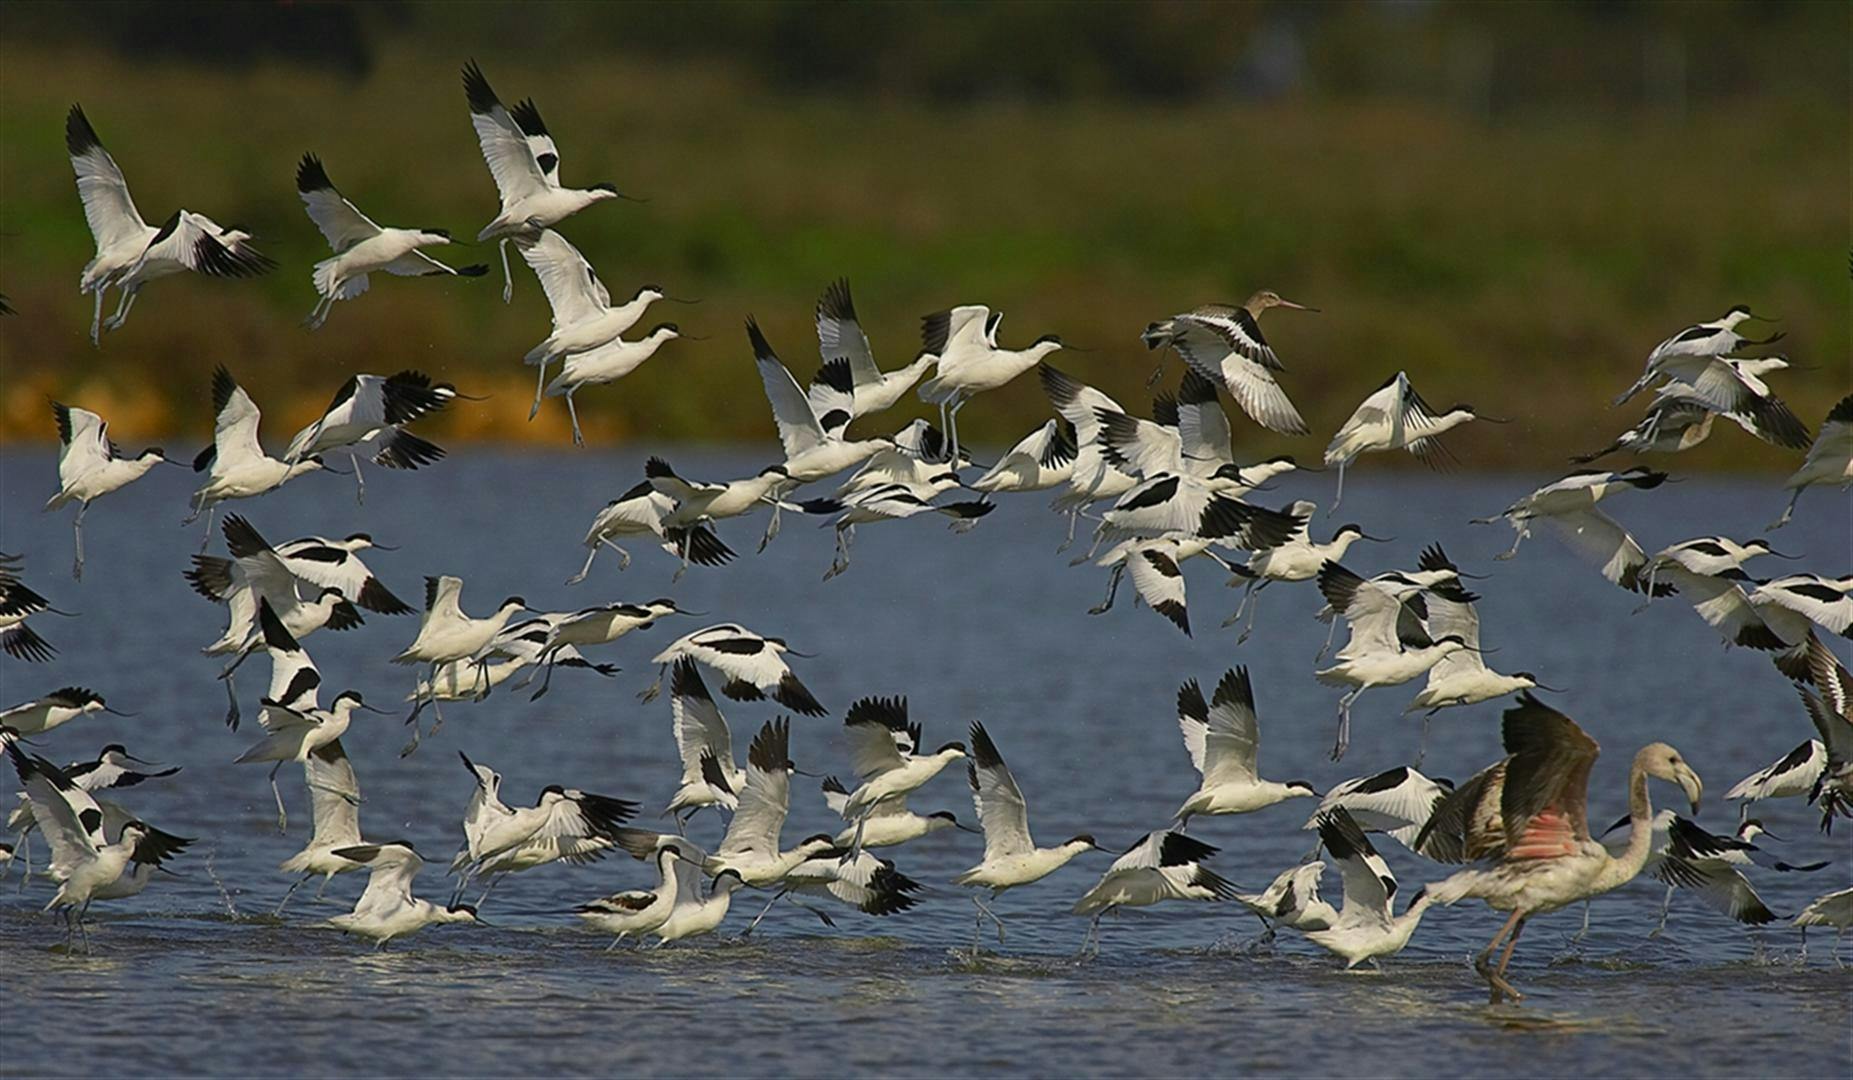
[0,447,1847,1077]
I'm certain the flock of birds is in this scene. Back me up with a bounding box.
[2,61,1850,1005]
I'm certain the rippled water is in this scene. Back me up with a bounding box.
[0,448,1847,1077]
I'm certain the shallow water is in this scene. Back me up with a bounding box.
[0,448,1847,1077]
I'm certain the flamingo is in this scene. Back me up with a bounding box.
[1425,693,1702,1003]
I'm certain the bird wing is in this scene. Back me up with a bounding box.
[815,278,881,388]
[461,60,550,207]
[529,791,634,861]
[1421,591,1488,682]
[516,229,606,328]
[749,319,828,459]
[1804,634,1852,720]
[1096,407,1184,479]
[1174,368,1235,465]
[305,738,362,849]
[259,600,322,710]
[1754,576,1853,638]
[1661,566,1783,650]
[717,718,791,859]
[1173,678,1210,778]
[1317,809,1395,921]
[53,403,114,484]
[210,367,266,467]
[224,516,307,608]
[141,211,271,278]
[1039,364,1126,447]
[1127,544,1191,636]
[1654,355,1759,417]
[1726,739,1824,802]
[1109,830,1217,874]
[1318,562,1411,658]
[1170,315,1309,435]
[1201,667,1261,786]
[670,659,734,784]
[295,154,381,252]
[1542,508,1659,595]
[966,723,1033,861]
[1798,685,1853,765]
[10,749,103,878]
[977,420,1060,489]
[1310,766,1444,842]
[1498,694,1600,856]
[426,575,466,622]
[65,105,147,253]
[1655,855,1776,925]
[345,843,421,916]
[844,697,911,780]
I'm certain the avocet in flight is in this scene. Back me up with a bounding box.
[750,317,896,484]
[1324,371,1487,512]
[461,60,636,302]
[810,278,937,422]
[567,479,734,584]
[1141,290,1316,433]
[835,696,967,853]
[971,419,1078,494]
[297,152,486,329]
[327,841,483,949]
[274,734,364,915]
[235,690,381,832]
[1613,305,1784,406]
[1302,809,1434,968]
[916,305,1066,456]
[0,562,69,664]
[395,577,529,749]
[1771,394,1852,530]
[65,104,273,345]
[0,687,128,737]
[1171,668,1318,828]
[1072,831,1235,955]
[662,660,744,828]
[1224,504,1388,640]
[643,623,825,716]
[1303,765,1452,853]
[955,722,1105,945]
[448,752,637,905]
[187,367,330,545]
[45,402,174,579]
[284,371,459,501]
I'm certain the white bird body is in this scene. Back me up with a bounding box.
[395,576,527,667]
[567,480,736,583]
[1614,307,1784,407]
[649,623,825,716]
[1172,669,1317,826]
[972,419,1078,494]
[819,776,962,848]
[838,697,968,828]
[0,688,112,736]
[704,719,836,886]
[44,403,167,572]
[1646,535,1788,579]
[916,304,1063,453]
[284,371,456,483]
[1403,586,1544,740]
[235,692,370,769]
[64,106,273,343]
[278,738,364,890]
[1072,830,1235,918]
[954,722,1102,912]
[1773,395,1853,529]
[654,860,746,944]
[1143,292,1315,435]
[296,153,483,329]
[1304,809,1434,967]
[519,230,663,366]
[663,660,744,819]
[1236,861,1338,932]
[577,849,684,945]
[189,368,326,525]
[810,278,937,420]
[328,842,480,946]
[1323,371,1479,510]
[450,754,634,886]
[1726,739,1825,810]
[749,317,892,482]
[1304,765,1452,850]
[647,458,793,527]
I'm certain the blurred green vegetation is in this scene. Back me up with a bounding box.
[0,1,1845,470]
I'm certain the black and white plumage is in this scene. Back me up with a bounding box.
[644,623,825,716]
[329,841,482,947]
[1726,739,1825,821]
[274,736,365,914]
[1303,809,1435,967]
[750,317,893,483]
[915,304,1066,457]
[44,402,172,580]
[1172,668,1318,826]
[66,104,273,345]
[0,560,58,663]
[834,697,968,853]
[804,477,995,581]
[1235,861,1337,936]
[1141,291,1315,434]
[1402,580,1551,761]
[7,742,190,949]
[808,278,936,422]
[1324,371,1484,512]
[461,60,629,302]
[1303,765,1452,851]
[1649,815,1827,929]
[1794,886,1853,965]
[1072,830,1235,952]
[187,367,329,542]
[1772,393,1852,530]
[1614,306,1786,407]
[568,479,735,584]
[1572,383,1720,464]
[1097,471,1307,547]
[664,660,743,824]
[1472,467,1671,565]
[270,534,411,616]
[0,687,123,736]
[971,418,1078,494]
[297,152,485,329]
[1039,364,1140,542]
[449,752,639,905]
[1797,640,1853,832]
[284,371,457,500]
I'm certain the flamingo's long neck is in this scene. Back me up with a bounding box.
[1610,755,1657,880]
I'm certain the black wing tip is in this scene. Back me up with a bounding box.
[461,58,499,114]
[220,513,267,558]
[845,694,908,732]
[779,678,824,717]
[1824,394,1853,426]
[295,152,333,194]
[744,316,777,362]
[967,721,1003,769]
[509,97,550,138]
[356,577,413,616]
[375,430,446,471]
[669,656,711,700]
[65,103,101,156]
[747,715,792,773]
[812,356,855,394]
[1176,678,1208,723]
[1158,830,1218,867]
[819,277,857,322]
[1316,807,1374,860]
[1211,666,1253,712]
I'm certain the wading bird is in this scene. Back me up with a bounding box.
[461,59,634,302]
[1425,694,1702,1004]
[809,278,937,422]
[284,371,458,502]
[1141,291,1316,433]
[642,623,825,716]
[297,152,486,329]
[1171,668,1318,828]
[1771,394,1852,530]
[187,367,330,545]
[1072,830,1235,956]
[45,402,174,579]
[65,104,273,344]
[1303,809,1435,968]
[328,841,483,949]
[1324,372,1486,512]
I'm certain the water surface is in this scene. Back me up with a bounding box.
[0,449,1847,1077]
